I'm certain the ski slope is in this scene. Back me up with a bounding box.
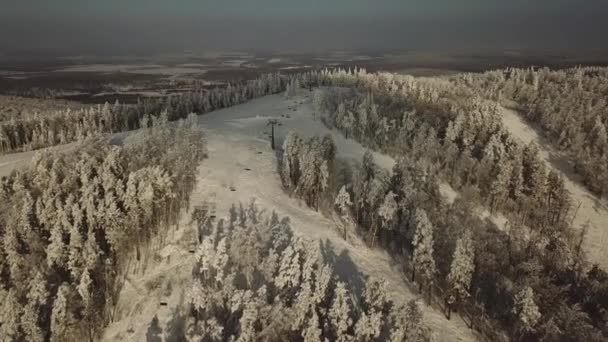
[104,91,477,341]
[501,106,608,269]
[0,91,479,341]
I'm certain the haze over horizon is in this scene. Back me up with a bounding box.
[2,0,608,56]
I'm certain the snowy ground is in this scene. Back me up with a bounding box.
[500,107,608,269]
[0,91,479,341]
[101,91,477,341]
[54,64,207,75]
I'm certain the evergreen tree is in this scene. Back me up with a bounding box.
[446,230,475,319]
[513,286,541,334]
[411,209,436,300]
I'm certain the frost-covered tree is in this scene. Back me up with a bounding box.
[281,133,336,211]
[513,286,541,334]
[0,118,206,340]
[50,284,77,342]
[446,230,475,319]
[185,203,430,341]
[328,281,353,341]
[0,289,23,341]
[335,185,353,219]
[378,191,397,231]
[411,209,436,298]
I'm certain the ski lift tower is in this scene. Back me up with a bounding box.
[267,119,280,150]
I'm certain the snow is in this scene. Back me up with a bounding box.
[220,59,247,67]
[0,92,478,341]
[177,92,477,341]
[54,64,207,75]
[280,65,312,70]
[104,95,475,341]
[93,90,164,98]
[178,63,209,68]
[0,142,80,178]
[500,106,608,269]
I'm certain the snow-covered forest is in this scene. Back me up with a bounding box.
[274,68,608,341]
[0,73,288,154]
[184,204,430,341]
[0,65,607,341]
[0,116,206,341]
[454,67,608,195]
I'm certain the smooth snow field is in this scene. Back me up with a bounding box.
[101,91,477,341]
[0,91,487,341]
[2,90,606,340]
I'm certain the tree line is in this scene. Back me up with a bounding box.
[454,66,608,195]
[280,68,607,341]
[0,115,206,341]
[0,72,292,154]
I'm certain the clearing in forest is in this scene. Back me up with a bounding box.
[500,106,608,269]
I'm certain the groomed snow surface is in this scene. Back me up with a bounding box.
[2,90,606,340]
[99,91,478,341]
[500,107,608,270]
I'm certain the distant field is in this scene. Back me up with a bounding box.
[2,51,608,104]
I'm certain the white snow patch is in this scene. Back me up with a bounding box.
[500,106,608,269]
[280,65,312,70]
[55,64,207,75]
[220,59,249,67]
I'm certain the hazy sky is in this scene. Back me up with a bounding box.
[1,0,607,55]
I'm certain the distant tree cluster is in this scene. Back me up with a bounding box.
[283,68,608,340]
[456,66,608,194]
[285,78,302,98]
[316,70,571,234]
[0,72,292,154]
[281,132,336,211]
[0,115,206,341]
[185,203,431,341]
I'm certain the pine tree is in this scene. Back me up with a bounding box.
[281,132,302,189]
[510,151,525,206]
[545,169,570,225]
[302,310,322,342]
[329,281,353,341]
[21,271,49,342]
[405,299,427,341]
[446,230,475,319]
[275,245,302,292]
[411,209,436,300]
[50,284,77,341]
[354,310,383,341]
[378,191,397,230]
[489,161,513,213]
[0,289,23,340]
[335,185,353,219]
[522,142,546,198]
[375,191,397,246]
[513,286,541,334]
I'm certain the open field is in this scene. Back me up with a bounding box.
[3,51,607,104]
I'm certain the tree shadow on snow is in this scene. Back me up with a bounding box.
[319,239,367,298]
[165,307,187,342]
[146,315,163,342]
